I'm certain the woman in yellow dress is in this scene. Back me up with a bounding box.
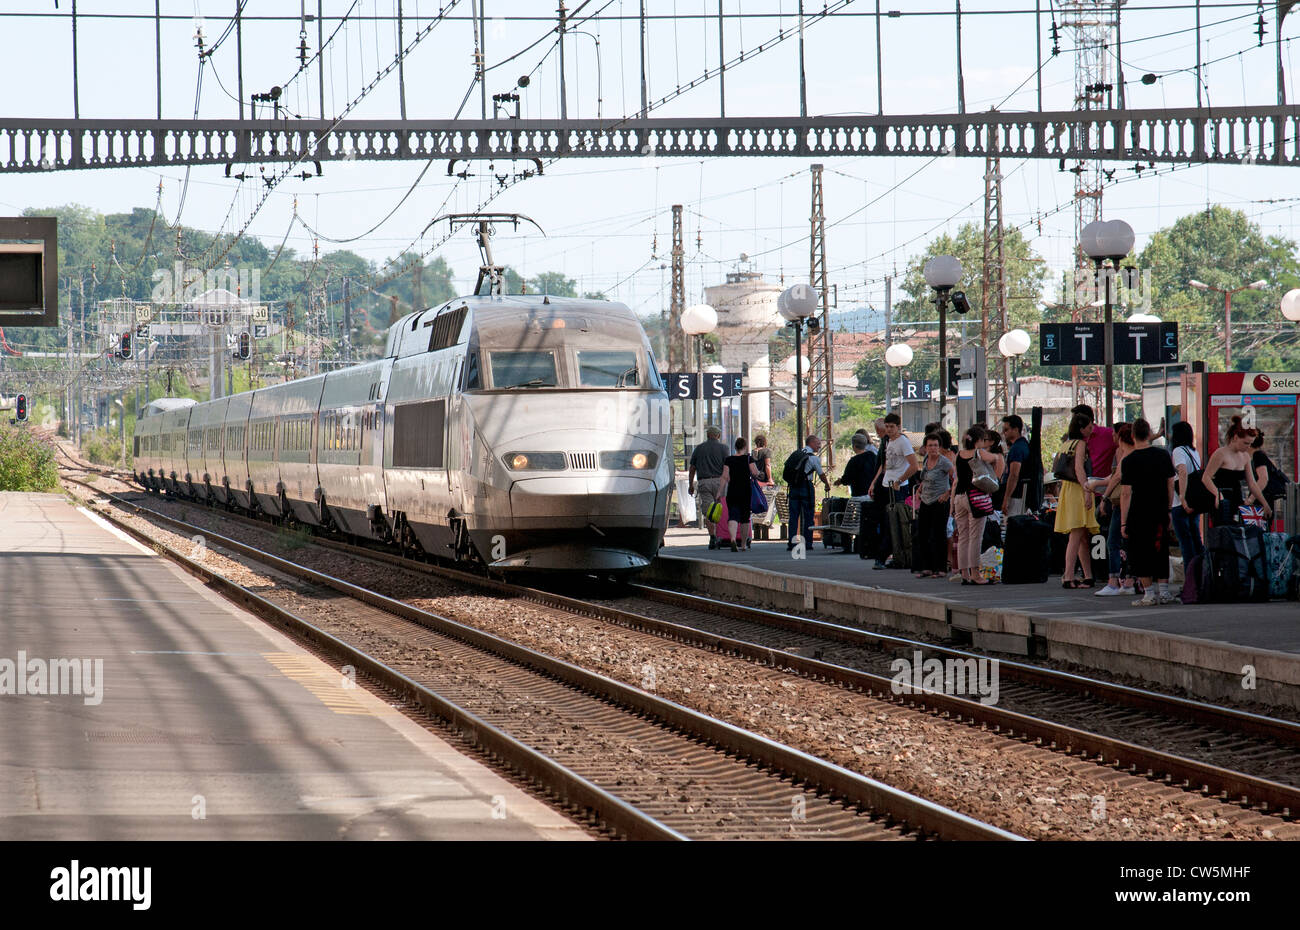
[1054,412,1099,588]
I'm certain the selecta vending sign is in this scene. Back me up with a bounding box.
[1245,373,1300,394]
[1206,372,1299,479]
[1209,372,1300,406]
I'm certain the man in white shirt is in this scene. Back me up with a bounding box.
[868,413,920,568]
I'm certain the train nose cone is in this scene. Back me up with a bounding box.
[508,476,656,528]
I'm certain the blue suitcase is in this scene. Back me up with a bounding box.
[1265,532,1291,599]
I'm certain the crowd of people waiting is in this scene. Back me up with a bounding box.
[686,406,1289,605]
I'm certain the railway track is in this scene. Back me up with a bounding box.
[63,476,1016,841]
[63,472,1300,831]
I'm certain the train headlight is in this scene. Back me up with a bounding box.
[599,450,658,470]
[503,452,566,471]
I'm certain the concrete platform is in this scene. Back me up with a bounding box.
[0,493,585,840]
[654,527,1300,710]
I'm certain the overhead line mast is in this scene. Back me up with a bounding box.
[806,163,834,467]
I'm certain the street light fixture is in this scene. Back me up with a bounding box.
[1081,218,1135,426]
[1189,278,1268,370]
[1282,288,1300,322]
[778,284,819,445]
[681,303,718,447]
[997,328,1031,414]
[922,256,962,416]
[884,343,914,413]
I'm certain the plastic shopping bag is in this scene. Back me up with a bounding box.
[979,546,1004,582]
[676,478,697,524]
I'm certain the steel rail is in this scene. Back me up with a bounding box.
[71,480,1019,841]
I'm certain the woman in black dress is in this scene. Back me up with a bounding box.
[1201,416,1273,527]
[719,437,763,552]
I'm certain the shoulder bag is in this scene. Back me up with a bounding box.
[970,452,1000,494]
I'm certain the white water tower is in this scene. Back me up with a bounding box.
[703,268,783,434]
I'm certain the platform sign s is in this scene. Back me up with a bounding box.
[701,372,743,397]
[669,372,696,400]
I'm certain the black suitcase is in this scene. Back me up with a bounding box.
[1204,525,1269,602]
[1045,510,1108,581]
[1003,515,1052,584]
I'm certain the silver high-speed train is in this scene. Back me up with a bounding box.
[132,295,674,574]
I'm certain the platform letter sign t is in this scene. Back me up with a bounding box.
[1074,327,1094,360]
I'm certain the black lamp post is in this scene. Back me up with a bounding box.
[779,284,819,444]
[922,255,964,418]
[1081,219,1135,426]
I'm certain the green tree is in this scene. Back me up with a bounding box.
[1136,206,1300,371]
[834,395,883,452]
[528,271,577,297]
[889,223,1048,386]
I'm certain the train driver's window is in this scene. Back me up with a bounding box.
[489,350,558,389]
[577,350,638,387]
[646,351,665,391]
[464,352,481,389]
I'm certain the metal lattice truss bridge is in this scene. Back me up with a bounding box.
[1,106,1297,172]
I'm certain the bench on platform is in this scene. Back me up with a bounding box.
[811,500,863,548]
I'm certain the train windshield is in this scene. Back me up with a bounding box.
[577,350,639,387]
[490,350,559,388]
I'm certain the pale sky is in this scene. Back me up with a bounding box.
[2,1,1297,318]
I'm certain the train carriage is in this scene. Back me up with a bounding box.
[223,392,253,510]
[189,396,229,503]
[133,295,672,575]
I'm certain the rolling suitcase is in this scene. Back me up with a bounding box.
[887,501,914,569]
[1180,554,1205,604]
[1003,515,1052,584]
[1204,526,1268,602]
[1264,531,1295,599]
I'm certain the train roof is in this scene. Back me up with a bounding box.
[385,295,641,353]
[141,397,198,418]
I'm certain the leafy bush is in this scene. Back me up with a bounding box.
[81,429,130,469]
[0,426,60,492]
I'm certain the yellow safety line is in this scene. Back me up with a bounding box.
[262,652,374,716]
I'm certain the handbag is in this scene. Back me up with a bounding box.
[749,478,769,516]
[704,501,723,524]
[971,453,1000,494]
[1050,440,1091,484]
[968,489,995,517]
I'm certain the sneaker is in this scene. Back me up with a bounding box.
[708,539,717,550]
[1132,595,1160,607]
[1118,585,1136,596]
[873,560,886,570]
[1158,592,1178,605]
[730,541,739,552]
[1094,584,1125,597]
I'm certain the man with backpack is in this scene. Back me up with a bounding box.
[784,434,831,553]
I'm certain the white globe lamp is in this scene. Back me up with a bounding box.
[778,283,819,322]
[681,303,718,336]
[1282,288,1300,322]
[884,343,914,368]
